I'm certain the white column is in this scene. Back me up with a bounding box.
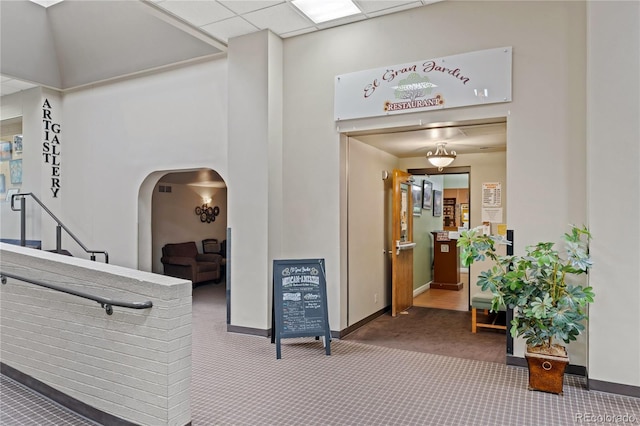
[227,30,283,331]
[587,1,640,390]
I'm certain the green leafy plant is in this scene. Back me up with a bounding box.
[458,225,594,353]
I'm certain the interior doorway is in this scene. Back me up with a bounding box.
[409,169,471,312]
[138,168,229,316]
[342,118,507,362]
[149,169,227,276]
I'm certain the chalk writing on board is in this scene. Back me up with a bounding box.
[273,259,331,359]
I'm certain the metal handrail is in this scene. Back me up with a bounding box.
[0,271,153,315]
[10,192,109,263]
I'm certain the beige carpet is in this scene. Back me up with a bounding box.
[3,282,639,425]
[189,282,640,426]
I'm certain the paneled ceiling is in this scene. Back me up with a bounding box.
[1,0,506,159]
[1,0,440,93]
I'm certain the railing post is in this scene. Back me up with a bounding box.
[56,225,62,253]
[12,192,108,262]
[20,196,26,247]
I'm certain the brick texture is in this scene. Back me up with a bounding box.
[0,243,192,425]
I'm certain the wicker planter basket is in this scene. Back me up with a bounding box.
[524,346,569,394]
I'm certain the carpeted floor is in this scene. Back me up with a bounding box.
[3,282,640,426]
[342,306,507,364]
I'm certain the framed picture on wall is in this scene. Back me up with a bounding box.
[12,135,23,154]
[10,159,22,184]
[412,184,422,216]
[422,180,433,209]
[0,142,11,161]
[432,190,443,217]
[6,188,19,202]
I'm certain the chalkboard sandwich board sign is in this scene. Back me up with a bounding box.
[273,258,331,359]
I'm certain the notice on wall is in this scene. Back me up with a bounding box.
[482,207,503,223]
[482,182,502,207]
[273,259,331,359]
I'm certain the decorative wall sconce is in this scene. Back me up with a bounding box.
[195,198,220,223]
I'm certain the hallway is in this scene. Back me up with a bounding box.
[2,282,639,425]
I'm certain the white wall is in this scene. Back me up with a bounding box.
[284,0,586,347]
[346,137,398,325]
[227,31,283,331]
[587,1,640,389]
[57,59,228,268]
[3,0,636,392]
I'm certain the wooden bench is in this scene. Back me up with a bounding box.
[471,295,506,333]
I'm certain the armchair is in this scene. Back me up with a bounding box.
[203,238,227,276]
[161,241,222,285]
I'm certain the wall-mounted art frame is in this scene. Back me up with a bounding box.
[5,188,19,202]
[10,159,22,184]
[432,190,443,217]
[422,180,433,209]
[412,183,422,216]
[12,135,23,154]
[0,142,11,161]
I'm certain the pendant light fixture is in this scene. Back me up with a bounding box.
[426,142,456,171]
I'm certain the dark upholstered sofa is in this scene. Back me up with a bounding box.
[161,241,222,285]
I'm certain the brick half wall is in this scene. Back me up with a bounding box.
[0,243,192,426]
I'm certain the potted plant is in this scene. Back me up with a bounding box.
[457,225,594,394]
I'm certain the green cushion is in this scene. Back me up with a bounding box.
[472,296,505,311]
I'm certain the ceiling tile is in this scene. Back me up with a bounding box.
[218,0,285,15]
[316,13,367,30]
[0,78,38,96]
[200,16,260,43]
[279,26,317,38]
[158,0,235,27]
[355,1,421,15]
[365,3,425,18]
[242,3,314,35]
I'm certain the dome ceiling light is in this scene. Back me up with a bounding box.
[426,142,457,171]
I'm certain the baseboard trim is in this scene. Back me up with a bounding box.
[430,281,463,291]
[0,363,189,425]
[413,283,430,297]
[506,354,527,368]
[228,324,341,340]
[507,356,640,397]
[589,379,640,398]
[227,324,270,337]
[339,306,390,338]
[506,355,587,377]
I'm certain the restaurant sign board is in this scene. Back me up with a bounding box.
[334,47,512,121]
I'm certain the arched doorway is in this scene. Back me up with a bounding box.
[138,169,227,271]
[138,168,228,297]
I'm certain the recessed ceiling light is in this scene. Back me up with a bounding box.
[29,0,64,8]
[292,0,361,24]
